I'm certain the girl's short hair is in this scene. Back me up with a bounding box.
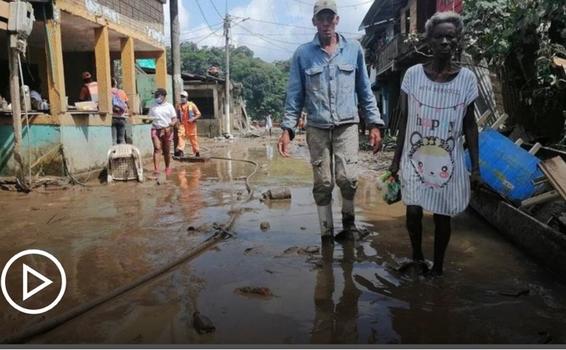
[424,11,464,39]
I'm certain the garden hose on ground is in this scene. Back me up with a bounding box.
[1,153,259,344]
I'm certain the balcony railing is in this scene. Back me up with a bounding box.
[375,34,418,75]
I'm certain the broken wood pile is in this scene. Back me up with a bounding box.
[0,176,72,192]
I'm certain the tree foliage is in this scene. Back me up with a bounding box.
[177,42,289,121]
[463,0,566,141]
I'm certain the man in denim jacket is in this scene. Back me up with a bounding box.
[278,0,384,244]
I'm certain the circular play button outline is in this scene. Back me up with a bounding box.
[1,249,67,315]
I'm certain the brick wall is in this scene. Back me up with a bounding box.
[97,0,164,26]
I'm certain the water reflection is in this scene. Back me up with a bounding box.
[311,241,361,343]
[177,167,203,221]
[266,143,274,161]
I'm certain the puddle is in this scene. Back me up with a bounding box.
[1,136,566,344]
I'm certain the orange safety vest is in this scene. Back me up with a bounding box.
[177,102,198,136]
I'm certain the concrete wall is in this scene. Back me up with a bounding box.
[0,121,152,176]
[98,0,164,28]
[0,124,62,176]
[60,122,152,173]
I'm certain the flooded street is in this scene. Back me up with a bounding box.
[1,135,566,344]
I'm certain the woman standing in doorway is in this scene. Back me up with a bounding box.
[389,12,481,277]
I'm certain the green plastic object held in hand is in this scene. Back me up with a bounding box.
[377,170,401,205]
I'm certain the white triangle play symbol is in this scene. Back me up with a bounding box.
[22,264,53,301]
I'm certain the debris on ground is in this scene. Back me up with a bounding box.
[192,312,216,334]
[498,289,530,298]
[235,286,273,298]
[244,247,262,256]
[260,222,271,231]
[187,224,211,234]
[280,245,320,256]
[300,227,306,230]
[262,187,291,200]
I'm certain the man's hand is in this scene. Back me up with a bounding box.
[470,170,482,190]
[278,130,291,158]
[369,127,382,154]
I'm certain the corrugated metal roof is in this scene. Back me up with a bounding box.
[359,0,407,31]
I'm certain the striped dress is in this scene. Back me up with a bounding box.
[399,64,478,216]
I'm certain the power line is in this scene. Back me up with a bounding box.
[180,22,223,35]
[290,0,373,8]
[208,0,223,19]
[194,0,216,31]
[233,39,294,53]
[234,16,362,36]
[184,25,224,44]
[234,23,296,51]
[234,17,313,30]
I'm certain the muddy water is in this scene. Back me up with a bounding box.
[1,136,566,344]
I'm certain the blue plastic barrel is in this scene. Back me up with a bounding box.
[465,128,544,202]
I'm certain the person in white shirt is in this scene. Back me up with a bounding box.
[149,88,177,176]
[265,113,273,137]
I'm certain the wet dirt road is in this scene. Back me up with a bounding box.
[1,135,566,344]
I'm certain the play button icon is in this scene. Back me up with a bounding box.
[22,264,53,301]
[1,249,66,315]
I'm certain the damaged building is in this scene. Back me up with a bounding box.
[0,0,169,176]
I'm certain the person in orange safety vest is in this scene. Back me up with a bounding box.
[176,90,201,158]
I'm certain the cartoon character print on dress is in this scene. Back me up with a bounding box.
[408,132,455,189]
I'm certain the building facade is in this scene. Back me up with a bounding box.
[0,0,168,176]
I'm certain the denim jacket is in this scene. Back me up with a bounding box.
[281,33,384,137]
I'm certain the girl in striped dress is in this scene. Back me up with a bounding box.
[389,12,481,277]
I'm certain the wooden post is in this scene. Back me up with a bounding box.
[120,37,137,114]
[169,0,182,106]
[45,19,67,116]
[8,47,26,181]
[94,26,112,114]
[155,49,167,90]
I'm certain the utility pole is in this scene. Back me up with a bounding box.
[223,13,231,137]
[170,0,182,106]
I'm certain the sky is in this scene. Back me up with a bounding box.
[163,0,374,62]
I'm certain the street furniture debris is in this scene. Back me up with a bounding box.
[106,144,144,183]
[262,187,291,200]
[465,128,545,202]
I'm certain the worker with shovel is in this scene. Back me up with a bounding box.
[278,0,384,244]
[176,90,201,158]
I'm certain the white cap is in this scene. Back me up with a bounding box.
[313,0,337,16]
[180,91,188,97]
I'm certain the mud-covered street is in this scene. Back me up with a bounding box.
[1,134,566,345]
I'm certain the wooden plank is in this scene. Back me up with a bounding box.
[529,142,542,155]
[120,37,137,114]
[540,156,566,200]
[491,113,509,130]
[520,190,560,208]
[155,50,167,90]
[0,1,9,21]
[94,26,112,115]
[45,20,67,117]
[476,109,491,127]
[554,56,566,74]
